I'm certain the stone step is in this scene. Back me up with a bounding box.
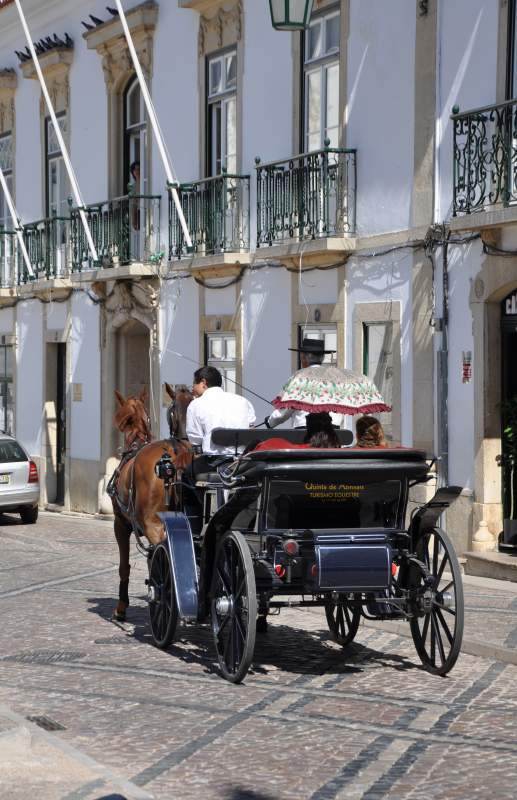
[464,549,517,582]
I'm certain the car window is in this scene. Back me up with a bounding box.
[0,440,28,463]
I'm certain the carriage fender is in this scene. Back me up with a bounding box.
[409,485,463,537]
[158,512,198,622]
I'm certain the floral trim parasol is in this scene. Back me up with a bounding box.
[272,365,391,416]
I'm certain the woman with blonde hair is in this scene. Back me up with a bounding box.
[355,415,387,448]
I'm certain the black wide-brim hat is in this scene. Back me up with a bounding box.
[288,337,336,355]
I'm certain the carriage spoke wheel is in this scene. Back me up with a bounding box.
[211,531,257,683]
[410,527,464,676]
[148,543,178,650]
[325,599,361,646]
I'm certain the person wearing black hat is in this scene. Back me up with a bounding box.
[265,337,343,429]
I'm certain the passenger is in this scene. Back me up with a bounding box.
[355,415,387,448]
[254,412,340,451]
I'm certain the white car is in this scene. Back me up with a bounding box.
[0,434,40,524]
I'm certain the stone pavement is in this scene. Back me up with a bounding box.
[0,511,517,800]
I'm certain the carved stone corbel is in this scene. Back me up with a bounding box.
[0,69,17,135]
[198,0,243,56]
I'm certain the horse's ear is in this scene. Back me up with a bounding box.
[114,390,125,407]
[139,386,148,405]
[164,382,175,401]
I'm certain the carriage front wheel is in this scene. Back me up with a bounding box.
[211,531,257,683]
[409,527,464,676]
[148,543,178,650]
[325,599,361,646]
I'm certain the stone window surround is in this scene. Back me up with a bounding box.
[352,300,402,444]
[195,0,243,178]
[199,281,243,393]
[83,1,158,198]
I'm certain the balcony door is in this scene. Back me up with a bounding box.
[46,115,69,276]
[124,77,148,261]
[207,50,237,177]
[303,9,340,152]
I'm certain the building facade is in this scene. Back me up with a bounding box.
[0,0,513,556]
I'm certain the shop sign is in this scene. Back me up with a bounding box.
[503,291,517,316]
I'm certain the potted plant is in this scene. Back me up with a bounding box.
[499,397,517,553]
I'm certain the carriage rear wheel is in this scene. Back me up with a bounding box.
[325,599,361,646]
[148,543,178,650]
[211,531,257,683]
[409,527,464,676]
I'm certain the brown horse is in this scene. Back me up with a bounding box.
[110,384,193,621]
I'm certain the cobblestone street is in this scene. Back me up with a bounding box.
[1,512,517,800]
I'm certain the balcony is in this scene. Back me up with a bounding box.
[70,194,162,278]
[169,172,251,277]
[452,99,517,218]
[255,145,356,267]
[20,216,70,283]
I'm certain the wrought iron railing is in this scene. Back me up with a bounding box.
[256,145,356,247]
[70,194,161,271]
[169,172,250,259]
[20,216,71,282]
[0,227,18,287]
[452,99,517,215]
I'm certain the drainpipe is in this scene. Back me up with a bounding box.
[437,228,450,487]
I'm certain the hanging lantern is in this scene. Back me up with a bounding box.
[269,0,314,31]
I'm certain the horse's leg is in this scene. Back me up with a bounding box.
[114,514,132,621]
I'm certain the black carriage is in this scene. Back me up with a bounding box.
[147,429,464,683]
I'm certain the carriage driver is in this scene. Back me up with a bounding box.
[186,365,256,474]
[265,337,343,429]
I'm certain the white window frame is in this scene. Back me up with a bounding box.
[125,77,148,196]
[207,50,237,176]
[303,9,340,152]
[205,331,237,393]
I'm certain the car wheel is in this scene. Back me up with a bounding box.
[20,506,38,524]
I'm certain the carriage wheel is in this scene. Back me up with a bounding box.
[148,543,178,649]
[409,527,464,676]
[325,600,361,646]
[211,531,257,683]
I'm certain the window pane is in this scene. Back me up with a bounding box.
[307,20,322,61]
[226,53,237,89]
[225,337,236,359]
[209,58,222,96]
[210,337,223,359]
[224,368,236,393]
[224,97,237,173]
[306,69,322,149]
[325,15,340,54]
[363,323,394,439]
[325,63,339,147]
[127,82,142,127]
[47,116,66,156]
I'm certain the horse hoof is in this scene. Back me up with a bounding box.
[112,611,126,623]
[256,616,268,634]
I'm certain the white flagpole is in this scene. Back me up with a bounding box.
[13,0,99,264]
[0,165,34,278]
[113,0,192,249]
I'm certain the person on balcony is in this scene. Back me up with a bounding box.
[265,338,343,429]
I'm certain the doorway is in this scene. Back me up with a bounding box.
[45,342,67,505]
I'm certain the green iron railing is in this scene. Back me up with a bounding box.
[70,194,161,271]
[452,99,517,215]
[256,144,356,247]
[0,227,18,288]
[169,171,250,259]
[20,216,70,282]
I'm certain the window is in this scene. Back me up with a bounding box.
[303,9,340,151]
[207,50,237,176]
[0,132,13,230]
[46,114,69,219]
[124,77,148,194]
[0,344,14,435]
[205,332,237,393]
[363,322,393,440]
[298,324,337,367]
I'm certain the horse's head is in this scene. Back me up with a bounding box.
[114,387,152,448]
[165,382,193,441]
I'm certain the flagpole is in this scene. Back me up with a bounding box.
[0,165,34,279]
[13,0,99,264]
[113,0,192,249]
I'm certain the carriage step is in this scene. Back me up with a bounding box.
[464,550,517,583]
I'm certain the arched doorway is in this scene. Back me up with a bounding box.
[500,289,517,552]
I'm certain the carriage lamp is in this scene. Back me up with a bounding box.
[269,0,314,31]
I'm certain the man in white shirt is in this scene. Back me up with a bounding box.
[265,338,344,429]
[186,366,256,460]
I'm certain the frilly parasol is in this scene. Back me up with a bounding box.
[272,365,391,416]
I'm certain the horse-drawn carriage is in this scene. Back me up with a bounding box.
[146,428,464,683]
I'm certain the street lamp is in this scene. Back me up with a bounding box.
[269,0,314,31]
